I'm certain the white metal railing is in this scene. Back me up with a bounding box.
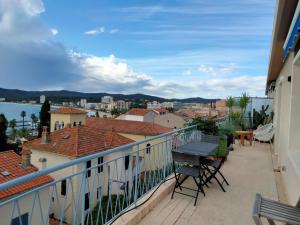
[0,125,200,225]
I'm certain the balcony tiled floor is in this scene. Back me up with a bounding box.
[138,142,278,225]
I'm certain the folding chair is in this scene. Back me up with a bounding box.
[171,151,206,206]
[201,134,229,192]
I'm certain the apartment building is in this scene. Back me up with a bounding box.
[266,0,300,204]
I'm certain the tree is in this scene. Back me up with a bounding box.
[0,113,8,150]
[95,110,100,118]
[30,113,38,129]
[9,119,17,141]
[20,110,26,129]
[38,100,51,137]
[239,93,250,117]
[225,96,235,112]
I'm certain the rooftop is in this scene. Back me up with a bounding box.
[86,117,172,136]
[49,107,86,115]
[127,108,153,116]
[0,151,53,200]
[24,125,135,157]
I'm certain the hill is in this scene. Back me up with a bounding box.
[0,88,219,104]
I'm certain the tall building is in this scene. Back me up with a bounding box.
[101,96,113,104]
[40,95,46,104]
[80,98,87,108]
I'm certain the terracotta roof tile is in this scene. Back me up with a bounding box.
[86,118,172,136]
[127,108,153,116]
[0,151,53,200]
[25,126,134,157]
[49,107,86,114]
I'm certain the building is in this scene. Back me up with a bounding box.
[147,101,161,109]
[0,150,53,225]
[234,97,273,117]
[40,95,46,104]
[161,102,183,110]
[266,0,300,205]
[49,107,87,132]
[24,125,135,224]
[123,108,156,123]
[154,113,186,129]
[115,100,130,111]
[0,98,5,102]
[80,99,87,108]
[101,96,113,104]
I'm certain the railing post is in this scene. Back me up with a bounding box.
[163,136,168,180]
[134,144,139,205]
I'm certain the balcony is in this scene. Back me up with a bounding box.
[0,125,280,225]
[115,142,280,225]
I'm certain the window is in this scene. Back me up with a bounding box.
[86,160,91,177]
[146,143,151,154]
[61,180,66,196]
[61,122,64,128]
[98,157,103,173]
[78,121,82,126]
[84,193,90,210]
[73,122,77,127]
[11,213,29,225]
[124,155,130,170]
[97,187,101,199]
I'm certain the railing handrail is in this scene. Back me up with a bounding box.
[0,125,197,191]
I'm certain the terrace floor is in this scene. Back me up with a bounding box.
[137,142,279,225]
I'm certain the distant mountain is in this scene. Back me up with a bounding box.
[0,88,219,104]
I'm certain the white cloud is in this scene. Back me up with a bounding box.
[197,63,236,77]
[182,70,192,76]
[50,28,58,36]
[84,27,105,35]
[109,29,119,34]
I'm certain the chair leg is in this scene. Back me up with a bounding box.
[217,170,229,186]
[206,167,226,192]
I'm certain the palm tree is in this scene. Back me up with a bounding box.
[9,119,17,140]
[226,96,235,113]
[20,111,26,129]
[239,93,250,117]
[30,113,38,129]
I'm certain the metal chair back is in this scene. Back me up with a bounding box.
[171,151,200,166]
[201,134,221,144]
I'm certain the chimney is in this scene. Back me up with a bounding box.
[21,147,31,168]
[41,126,50,144]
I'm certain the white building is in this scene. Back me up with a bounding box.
[101,96,113,104]
[80,99,87,108]
[266,0,300,205]
[234,97,273,117]
[147,101,162,109]
[123,108,156,123]
[40,95,46,104]
[115,100,130,111]
[161,102,183,110]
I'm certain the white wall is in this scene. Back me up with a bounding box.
[0,188,50,225]
[273,53,300,204]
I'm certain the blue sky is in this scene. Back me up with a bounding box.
[0,0,275,98]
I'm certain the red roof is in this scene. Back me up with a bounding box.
[86,118,172,136]
[25,126,134,157]
[49,107,86,114]
[127,108,153,116]
[0,151,53,200]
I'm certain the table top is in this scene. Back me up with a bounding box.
[236,130,253,134]
[174,141,218,157]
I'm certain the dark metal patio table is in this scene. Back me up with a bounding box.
[174,141,218,157]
